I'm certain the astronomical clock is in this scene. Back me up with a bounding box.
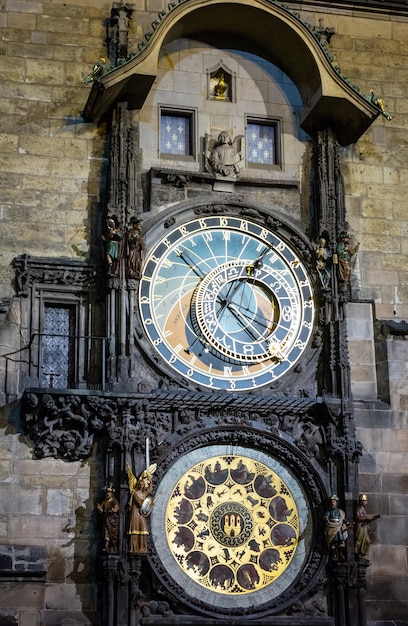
[130,203,329,621]
[17,1,377,623]
[139,213,314,391]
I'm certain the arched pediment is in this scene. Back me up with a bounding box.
[82,0,379,145]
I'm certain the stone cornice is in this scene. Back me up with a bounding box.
[288,0,408,17]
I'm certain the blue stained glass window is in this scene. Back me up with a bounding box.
[247,122,277,165]
[160,113,191,155]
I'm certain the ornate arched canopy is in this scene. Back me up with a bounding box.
[82,0,379,145]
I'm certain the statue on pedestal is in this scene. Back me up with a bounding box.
[324,494,350,561]
[354,494,381,558]
[127,463,157,554]
[336,231,359,288]
[97,484,120,552]
[206,131,244,179]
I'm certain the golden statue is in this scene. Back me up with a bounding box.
[127,463,157,554]
[213,72,228,99]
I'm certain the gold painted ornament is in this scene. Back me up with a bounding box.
[165,455,299,594]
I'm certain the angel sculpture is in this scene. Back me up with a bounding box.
[127,463,157,554]
[206,131,244,179]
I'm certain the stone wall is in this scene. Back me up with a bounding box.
[0,0,407,623]
[329,11,408,621]
[0,1,112,298]
[0,2,111,622]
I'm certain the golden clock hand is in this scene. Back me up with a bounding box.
[266,338,285,361]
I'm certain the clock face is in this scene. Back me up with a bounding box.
[150,444,312,612]
[139,215,314,391]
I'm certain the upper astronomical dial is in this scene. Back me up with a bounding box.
[139,215,314,391]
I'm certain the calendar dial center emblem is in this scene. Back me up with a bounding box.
[139,215,314,391]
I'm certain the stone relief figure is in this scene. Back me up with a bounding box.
[206,131,244,179]
[299,419,323,459]
[127,463,157,554]
[324,494,350,560]
[336,231,359,287]
[314,237,332,290]
[125,216,144,278]
[101,215,124,276]
[354,494,381,558]
[97,484,120,552]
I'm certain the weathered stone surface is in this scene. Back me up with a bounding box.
[45,582,94,611]
[19,612,41,626]
[41,610,99,625]
[0,611,18,624]
[8,515,71,541]
[0,582,44,610]
[370,545,408,577]
[0,0,407,624]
